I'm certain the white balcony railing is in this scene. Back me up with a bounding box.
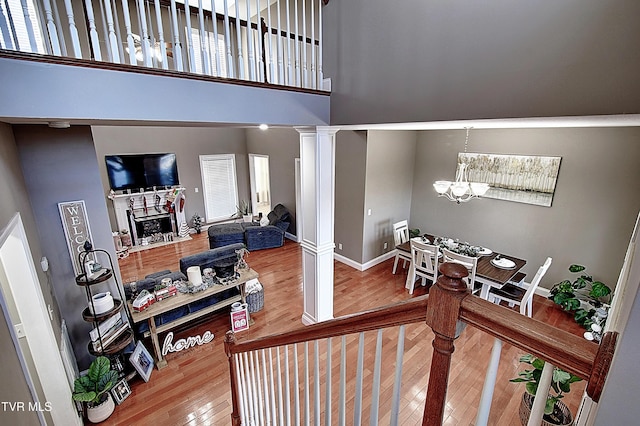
[0,0,327,90]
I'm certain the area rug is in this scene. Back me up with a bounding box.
[127,235,192,254]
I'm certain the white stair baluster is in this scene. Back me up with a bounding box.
[136,0,152,67]
[318,0,323,88]
[63,0,82,58]
[301,0,307,88]
[276,0,283,84]
[314,340,320,426]
[121,0,137,65]
[528,361,555,426]
[353,332,365,426]
[102,0,120,62]
[293,343,300,425]
[303,341,310,426]
[310,0,315,89]
[51,0,68,55]
[268,348,277,425]
[210,0,221,76]
[18,0,38,52]
[153,0,168,68]
[83,0,102,61]
[40,0,61,55]
[97,0,112,61]
[260,349,271,425]
[183,1,196,72]
[370,329,383,425]
[222,0,234,77]
[196,0,210,75]
[266,0,274,83]
[111,1,125,63]
[246,0,255,81]
[255,0,263,82]
[250,350,262,425]
[339,335,346,426]
[285,0,291,85]
[476,338,503,426]
[284,345,291,426]
[276,347,285,425]
[324,337,332,426]
[244,352,256,425]
[169,0,183,70]
[390,325,406,426]
[293,0,300,86]
[234,0,244,79]
[236,353,249,425]
[145,1,158,68]
[0,1,15,50]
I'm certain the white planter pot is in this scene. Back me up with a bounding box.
[90,292,114,315]
[87,394,115,423]
[243,214,253,223]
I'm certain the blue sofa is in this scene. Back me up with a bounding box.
[129,243,244,335]
[208,204,291,251]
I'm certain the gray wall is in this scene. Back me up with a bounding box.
[323,0,640,125]
[14,125,120,370]
[246,128,300,235]
[362,131,417,263]
[335,131,367,261]
[92,126,249,229]
[410,127,640,289]
[0,123,44,425]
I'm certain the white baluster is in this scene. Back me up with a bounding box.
[97,0,112,61]
[222,0,233,77]
[301,0,308,88]
[246,0,255,81]
[210,0,221,76]
[183,0,196,72]
[51,0,68,55]
[310,0,316,89]
[18,0,37,52]
[284,345,291,426]
[255,0,264,82]
[324,337,332,426]
[261,349,270,425]
[303,341,310,426]
[276,0,284,84]
[234,0,244,79]
[83,0,102,61]
[40,0,61,55]
[169,0,183,71]
[528,361,554,426]
[293,343,300,425]
[111,1,125,63]
[144,1,157,68]
[276,347,285,425]
[314,340,320,426]
[102,0,120,62]
[285,0,292,85]
[250,351,262,425]
[244,352,256,425]
[266,0,274,83]
[293,0,300,86]
[353,332,365,426]
[370,329,383,425]
[63,0,82,58]
[390,325,406,425]
[268,348,277,425]
[236,354,249,425]
[196,0,210,75]
[136,0,152,67]
[153,0,168,68]
[120,0,136,64]
[318,0,323,89]
[476,338,503,426]
[339,335,346,426]
[0,1,14,50]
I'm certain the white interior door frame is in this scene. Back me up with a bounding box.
[0,213,82,425]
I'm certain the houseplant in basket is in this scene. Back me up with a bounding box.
[548,264,612,341]
[511,354,582,426]
[72,356,119,423]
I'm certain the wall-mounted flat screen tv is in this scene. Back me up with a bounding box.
[105,153,179,191]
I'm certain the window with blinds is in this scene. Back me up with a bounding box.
[188,28,228,77]
[199,154,239,223]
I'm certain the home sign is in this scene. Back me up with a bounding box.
[162,330,214,356]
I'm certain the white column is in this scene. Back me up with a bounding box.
[298,128,337,325]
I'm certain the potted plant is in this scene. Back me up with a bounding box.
[191,213,203,234]
[72,356,119,423]
[511,354,582,426]
[237,200,252,222]
[548,264,612,340]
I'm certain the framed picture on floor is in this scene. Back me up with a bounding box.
[129,341,154,382]
[110,378,132,405]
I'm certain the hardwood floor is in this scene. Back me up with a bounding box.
[105,232,589,425]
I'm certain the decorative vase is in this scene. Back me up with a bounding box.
[519,393,573,426]
[87,393,115,423]
[243,214,253,223]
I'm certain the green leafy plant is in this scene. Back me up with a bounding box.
[72,356,119,407]
[510,354,582,417]
[191,213,203,233]
[548,264,612,329]
[236,200,251,216]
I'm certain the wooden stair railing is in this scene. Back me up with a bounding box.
[225,262,618,426]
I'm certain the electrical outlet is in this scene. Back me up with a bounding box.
[383,242,388,250]
[338,243,343,250]
[367,209,372,216]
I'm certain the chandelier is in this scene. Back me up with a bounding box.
[433,127,490,203]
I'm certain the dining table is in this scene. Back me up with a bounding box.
[396,233,526,300]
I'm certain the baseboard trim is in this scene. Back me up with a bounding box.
[334,250,396,272]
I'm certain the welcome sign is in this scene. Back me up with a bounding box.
[58,200,94,275]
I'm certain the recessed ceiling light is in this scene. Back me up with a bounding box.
[259,124,269,131]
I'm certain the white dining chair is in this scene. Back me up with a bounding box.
[442,248,479,295]
[392,220,411,274]
[405,240,439,295]
[489,257,552,317]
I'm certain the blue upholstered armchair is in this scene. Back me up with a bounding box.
[243,204,291,250]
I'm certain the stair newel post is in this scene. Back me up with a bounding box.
[225,331,242,426]
[422,262,470,426]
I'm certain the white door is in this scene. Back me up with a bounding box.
[0,213,82,425]
[249,154,272,217]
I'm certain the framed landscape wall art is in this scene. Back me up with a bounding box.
[457,153,562,207]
